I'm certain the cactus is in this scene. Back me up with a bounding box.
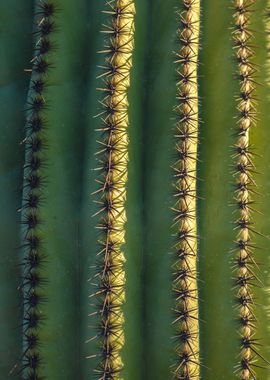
[91,1,135,378]
[1,0,270,380]
[172,1,200,379]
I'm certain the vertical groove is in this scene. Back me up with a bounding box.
[172,1,200,379]
[91,1,135,378]
[20,2,56,379]
[232,1,263,378]
[141,0,152,377]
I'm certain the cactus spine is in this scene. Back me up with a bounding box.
[172,1,200,379]
[92,1,135,378]
[1,1,270,380]
[233,1,261,378]
[20,2,55,378]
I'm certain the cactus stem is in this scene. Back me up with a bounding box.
[172,1,201,379]
[20,2,56,379]
[91,1,135,378]
[232,1,267,378]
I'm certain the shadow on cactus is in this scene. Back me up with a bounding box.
[0,0,270,379]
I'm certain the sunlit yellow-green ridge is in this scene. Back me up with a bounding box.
[172,1,200,379]
[233,1,261,378]
[91,1,135,378]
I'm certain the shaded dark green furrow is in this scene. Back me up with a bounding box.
[26,1,90,378]
[122,0,148,379]
[79,0,104,378]
[0,2,34,378]
[80,0,104,379]
[21,4,59,378]
[142,0,178,379]
[198,1,238,378]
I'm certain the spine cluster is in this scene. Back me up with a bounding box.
[233,1,261,378]
[91,1,135,378]
[172,1,200,379]
[20,2,55,379]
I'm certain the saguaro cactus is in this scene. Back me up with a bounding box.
[172,1,200,379]
[1,0,270,380]
[92,1,135,377]
[232,1,259,377]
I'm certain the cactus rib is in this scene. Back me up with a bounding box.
[172,1,200,379]
[20,2,55,378]
[91,1,135,378]
[233,1,262,378]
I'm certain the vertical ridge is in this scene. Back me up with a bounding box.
[172,1,201,379]
[90,1,135,378]
[20,2,56,379]
[232,1,264,378]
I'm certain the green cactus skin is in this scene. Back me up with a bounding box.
[81,2,145,379]
[232,1,261,378]
[90,1,136,377]
[172,2,200,378]
[80,1,104,378]
[1,1,270,380]
[197,1,238,378]
[122,0,147,378]
[32,0,91,378]
[20,1,90,379]
[141,1,177,379]
[21,4,57,378]
[198,1,270,379]
[0,1,33,378]
[250,1,270,378]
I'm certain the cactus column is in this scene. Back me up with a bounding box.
[91,1,135,378]
[1,1,270,380]
[233,1,259,378]
[172,1,200,379]
[20,0,90,379]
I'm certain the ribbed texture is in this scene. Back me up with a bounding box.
[91,1,135,379]
[20,2,56,379]
[172,1,200,379]
[233,1,262,378]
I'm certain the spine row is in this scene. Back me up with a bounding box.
[91,1,135,379]
[172,1,200,379]
[20,2,55,379]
